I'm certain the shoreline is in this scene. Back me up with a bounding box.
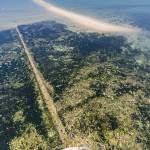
[33,0,139,33]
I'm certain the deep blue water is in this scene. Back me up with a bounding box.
[0,0,150,31]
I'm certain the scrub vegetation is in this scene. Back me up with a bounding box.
[0,21,149,150]
[0,29,62,150]
[17,21,150,149]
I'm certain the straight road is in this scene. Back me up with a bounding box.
[16,26,69,147]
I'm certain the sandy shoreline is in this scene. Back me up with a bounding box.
[33,0,139,33]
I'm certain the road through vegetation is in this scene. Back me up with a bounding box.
[16,26,69,147]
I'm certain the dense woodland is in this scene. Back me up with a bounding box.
[18,21,150,149]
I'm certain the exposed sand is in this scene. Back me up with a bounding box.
[33,0,139,33]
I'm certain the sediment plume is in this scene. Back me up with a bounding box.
[33,0,138,33]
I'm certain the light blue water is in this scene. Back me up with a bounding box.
[0,0,150,31]
[46,0,150,31]
[0,0,47,30]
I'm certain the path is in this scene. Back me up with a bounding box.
[16,26,69,147]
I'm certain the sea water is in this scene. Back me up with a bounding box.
[0,0,150,31]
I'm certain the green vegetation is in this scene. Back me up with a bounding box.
[0,29,62,150]
[0,21,149,150]
[19,21,150,149]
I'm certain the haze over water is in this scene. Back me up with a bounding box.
[46,0,150,31]
[0,0,48,30]
[0,0,150,32]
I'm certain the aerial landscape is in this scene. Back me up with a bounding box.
[0,0,150,150]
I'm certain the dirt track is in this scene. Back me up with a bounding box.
[16,27,69,146]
